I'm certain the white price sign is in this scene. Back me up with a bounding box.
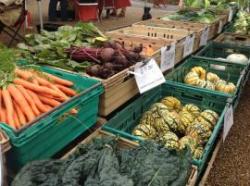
[183,34,195,58]
[134,59,166,94]
[223,105,234,141]
[160,43,176,72]
[200,27,209,47]
[218,21,223,34]
[228,8,233,22]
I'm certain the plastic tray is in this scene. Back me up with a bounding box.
[2,66,103,171]
[103,82,228,175]
[195,42,250,86]
[165,56,246,108]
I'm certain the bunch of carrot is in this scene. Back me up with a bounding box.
[0,67,77,130]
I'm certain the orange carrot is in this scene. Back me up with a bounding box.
[8,84,35,122]
[39,95,61,107]
[14,78,62,98]
[2,88,15,128]
[16,85,40,116]
[13,109,21,129]
[0,108,6,123]
[27,90,50,113]
[15,68,38,85]
[55,84,76,97]
[13,100,26,126]
[43,73,73,87]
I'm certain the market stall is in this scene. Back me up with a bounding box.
[1,0,250,185]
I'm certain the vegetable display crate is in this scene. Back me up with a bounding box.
[214,32,250,48]
[195,42,250,85]
[165,57,246,108]
[2,66,103,171]
[107,34,177,68]
[84,66,139,117]
[103,83,228,177]
[0,130,11,153]
[159,14,221,40]
[224,21,250,36]
[132,19,206,52]
[106,26,194,64]
[62,129,198,186]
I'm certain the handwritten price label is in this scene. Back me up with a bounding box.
[134,59,166,94]
[200,27,209,46]
[160,43,176,72]
[223,105,234,141]
[183,34,195,57]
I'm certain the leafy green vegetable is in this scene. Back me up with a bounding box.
[233,10,250,35]
[161,9,217,24]
[12,137,192,186]
[17,23,107,72]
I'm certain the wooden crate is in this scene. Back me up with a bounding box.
[84,67,139,117]
[0,130,10,153]
[62,129,198,186]
[107,26,192,63]
[107,34,184,65]
[214,32,250,47]
[133,19,206,52]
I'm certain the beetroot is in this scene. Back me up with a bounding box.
[100,48,115,62]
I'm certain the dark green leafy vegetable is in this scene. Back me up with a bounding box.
[17,23,107,72]
[12,137,192,186]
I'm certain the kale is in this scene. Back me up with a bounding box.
[12,137,192,186]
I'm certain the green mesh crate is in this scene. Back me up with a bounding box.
[165,56,246,108]
[103,82,228,177]
[1,66,103,171]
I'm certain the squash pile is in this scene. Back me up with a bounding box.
[184,66,236,94]
[132,96,219,160]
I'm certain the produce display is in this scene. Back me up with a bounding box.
[65,41,145,79]
[233,11,250,35]
[12,136,192,186]
[0,47,76,130]
[161,9,217,24]
[184,66,236,94]
[132,96,219,159]
[17,23,147,79]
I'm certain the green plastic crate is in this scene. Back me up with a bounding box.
[2,66,103,171]
[103,83,228,177]
[165,56,246,108]
[195,42,250,66]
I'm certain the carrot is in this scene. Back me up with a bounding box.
[55,84,76,97]
[13,100,26,126]
[8,84,35,122]
[14,78,62,98]
[16,85,40,116]
[0,108,6,123]
[27,90,50,113]
[2,88,15,128]
[43,73,73,87]
[39,96,61,107]
[31,75,69,101]
[13,109,21,129]
[15,68,39,85]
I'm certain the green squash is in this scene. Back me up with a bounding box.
[153,117,170,135]
[193,146,204,159]
[160,131,179,150]
[186,122,212,144]
[179,135,198,153]
[161,96,182,112]
[179,111,195,129]
[182,104,201,117]
[132,124,157,139]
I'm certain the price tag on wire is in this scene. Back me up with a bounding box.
[218,20,223,34]
[228,7,233,22]
[200,27,209,47]
[223,104,234,142]
[160,43,176,72]
[183,34,195,58]
[133,58,166,94]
